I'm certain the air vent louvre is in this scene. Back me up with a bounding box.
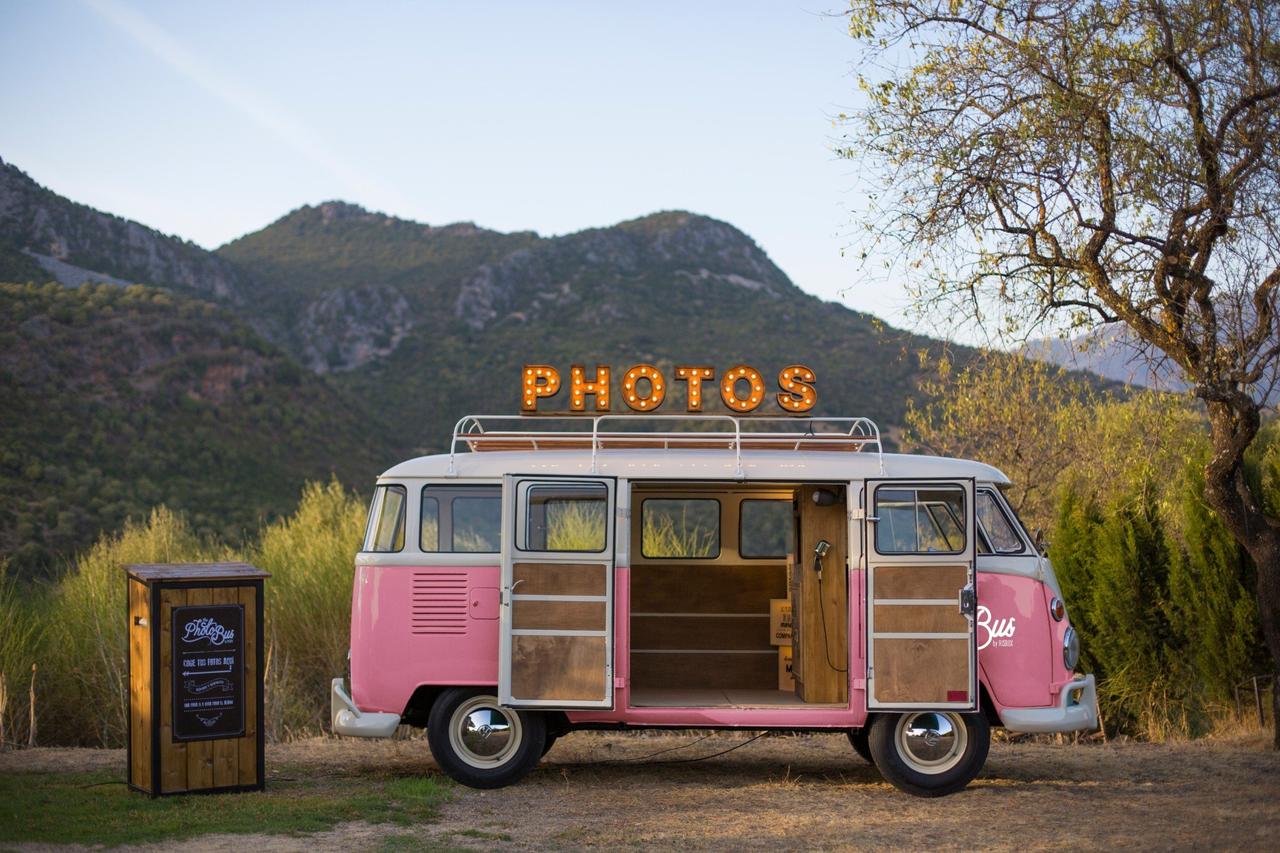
[411,571,468,635]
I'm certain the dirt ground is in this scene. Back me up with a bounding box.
[5,731,1279,851]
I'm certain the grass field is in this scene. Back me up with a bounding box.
[2,731,1277,850]
[0,757,451,848]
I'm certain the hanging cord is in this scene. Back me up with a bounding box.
[816,553,848,674]
[583,731,768,766]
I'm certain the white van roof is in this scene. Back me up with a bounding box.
[381,448,1010,485]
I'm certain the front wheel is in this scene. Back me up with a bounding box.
[867,711,989,797]
[426,688,546,789]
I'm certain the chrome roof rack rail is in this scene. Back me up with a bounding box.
[446,414,884,477]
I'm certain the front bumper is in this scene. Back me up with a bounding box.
[330,677,401,738]
[999,674,1098,733]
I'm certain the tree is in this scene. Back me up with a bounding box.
[842,0,1280,745]
[1168,450,1265,709]
[1090,489,1184,737]
[905,353,1093,531]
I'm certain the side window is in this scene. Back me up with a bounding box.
[739,499,793,558]
[363,485,406,553]
[524,483,608,552]
[874,486,966,555]
[421,486,501,553]
[977,490,1025,554]
[641,499,720,559]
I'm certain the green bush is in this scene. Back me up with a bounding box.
[0,566,45,747]
[41,508,219,746]
[253,479,366,739]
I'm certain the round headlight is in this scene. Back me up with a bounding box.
[1049,597,1066,621]
[1063,626,1080,671]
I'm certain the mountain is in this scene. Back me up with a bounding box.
[1026,318,1278,407]
[0,280,393,576]
[0,157,971,575]
[0,157,251,305]
[221,205,955,456]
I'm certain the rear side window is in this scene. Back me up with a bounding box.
[641,499,720,558]
[364,485,406,552]
[421,486,501,552]
[874,485,966,555]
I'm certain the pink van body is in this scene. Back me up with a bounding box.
[350,563,1074,728]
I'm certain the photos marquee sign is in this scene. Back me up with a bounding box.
[521,363,817,414]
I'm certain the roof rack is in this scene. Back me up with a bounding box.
[446,414,884,478]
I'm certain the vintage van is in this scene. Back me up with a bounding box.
[331,415,1096,797]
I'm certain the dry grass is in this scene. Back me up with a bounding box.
[4,731,1276,851]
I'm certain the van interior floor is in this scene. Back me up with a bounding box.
[629,688,837,708]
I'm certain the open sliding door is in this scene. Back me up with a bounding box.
[500,475,615,709]
[865,479,977,710]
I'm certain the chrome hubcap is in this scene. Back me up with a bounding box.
[895,712,967,774]
[449,696,522,769]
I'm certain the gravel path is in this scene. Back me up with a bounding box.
[5,731,1278,851]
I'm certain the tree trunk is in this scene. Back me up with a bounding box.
[1202,401,1280,748]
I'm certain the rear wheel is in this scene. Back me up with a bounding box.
[426,688,545,789]
[867,711,989,797]
[846,728,874,764]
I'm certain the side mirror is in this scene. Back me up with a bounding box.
[1033,528,1049,554]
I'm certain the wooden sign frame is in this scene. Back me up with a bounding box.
[126,563,268,797]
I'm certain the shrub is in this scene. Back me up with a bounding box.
[252,479,366,739]
[42,508,219,746]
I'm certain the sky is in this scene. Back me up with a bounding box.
[0,0,931,334]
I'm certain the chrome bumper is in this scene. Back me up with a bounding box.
[1000,674,1098,733]
[330,677,401,738]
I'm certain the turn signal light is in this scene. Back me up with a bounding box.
[1050,597,1066,621]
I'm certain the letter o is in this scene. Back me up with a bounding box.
[720,365,765,412]
[622,364,666,411]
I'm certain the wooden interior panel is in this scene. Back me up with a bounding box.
[512,599,606,631]
[513,562,606,596]
[631,615,770,650]
[630,564,785,613]
[796,486,848,704]
[128,578,151,792]
[158,588,185,794]
[511,635,606,702]
[873,638,971,703]
[630,652,777,690]
[873,565,968,599]
[873,604,969,634]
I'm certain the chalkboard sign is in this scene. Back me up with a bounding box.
[172,604,245,741]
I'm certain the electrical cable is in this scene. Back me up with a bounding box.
[585,731,768,766]
[816,554,848,674]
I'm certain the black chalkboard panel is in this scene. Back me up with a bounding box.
[172,604,245,741]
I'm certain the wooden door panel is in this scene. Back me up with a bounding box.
[872,564,969,599]
[871,638,971,704]
[511,635,607,702]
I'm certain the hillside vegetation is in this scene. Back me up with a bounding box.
[0,281,392,577]
[0,158,971,573]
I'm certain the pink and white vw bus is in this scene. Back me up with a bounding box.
[331,415,1096,797]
